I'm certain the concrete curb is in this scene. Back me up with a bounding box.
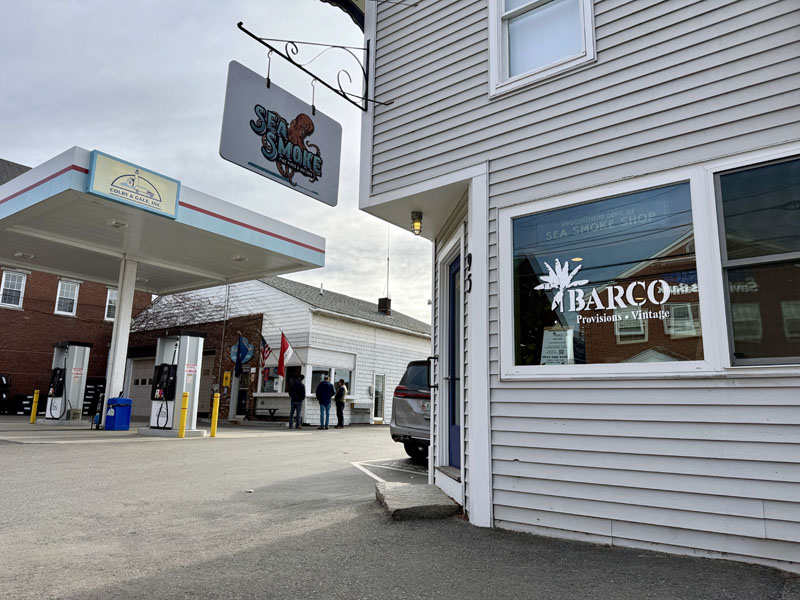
[376,481,460,520]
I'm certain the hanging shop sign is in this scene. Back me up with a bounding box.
[219,61,342,207]
[87,151,180,219]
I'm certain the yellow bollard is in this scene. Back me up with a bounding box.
[178,392,189,438]
[30,390,39,424]
[210,392,220,438]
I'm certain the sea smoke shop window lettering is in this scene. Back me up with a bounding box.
[513,183,703,365]
[717,156,800,365]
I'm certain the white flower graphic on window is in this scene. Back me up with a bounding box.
[534,258,589,311]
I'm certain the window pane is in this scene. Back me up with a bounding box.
[106,290,117,319]
[57,297,75,313]
[728,262,800,361]
[719,157,800,260]
[1,289,20,305]
[311,368,330,392]
[1,272,24,307]
[505,0,535,11]
[513,183,703,365]
[508,0,583,77]
[333,369,352,391]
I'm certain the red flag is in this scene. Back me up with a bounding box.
[277,333,293,377]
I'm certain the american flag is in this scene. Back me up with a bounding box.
[260,336,272,368]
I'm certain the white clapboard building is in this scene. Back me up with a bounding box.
[352,0,800,573]
[128,277,430,425]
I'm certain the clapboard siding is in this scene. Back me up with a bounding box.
[492,461,800,503]
[371,0,800,197]
[368,0,800,571]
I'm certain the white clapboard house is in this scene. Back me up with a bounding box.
[352,0,800,573]
[128,277,430,425]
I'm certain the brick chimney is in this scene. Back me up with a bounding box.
[378,297,391,316]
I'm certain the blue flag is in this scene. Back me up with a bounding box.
[234,335,248,377]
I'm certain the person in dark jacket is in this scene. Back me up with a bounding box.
[315,375,335,430]
[288,374,306,430]
[334,379,347,428]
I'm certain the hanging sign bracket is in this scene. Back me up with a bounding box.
[237,21,391,112]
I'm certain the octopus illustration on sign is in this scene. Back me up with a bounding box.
[250,105,323,187]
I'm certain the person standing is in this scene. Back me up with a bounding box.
[288,374,306,430]
[315,375,335,430]
[334,379,347,428]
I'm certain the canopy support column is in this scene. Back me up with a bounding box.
[101,259,138,428]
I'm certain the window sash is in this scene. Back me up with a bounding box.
[55,281,79,315]
[0,272,26,307]
[105,289,118,320]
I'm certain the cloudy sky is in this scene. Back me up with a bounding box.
[0,0,433,322]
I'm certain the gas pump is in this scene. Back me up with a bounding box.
[146,332,205,433]
[45,341,92,422]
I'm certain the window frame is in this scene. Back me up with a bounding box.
[0,269,27,309]
[614,306,648,345]
[54,279,81,317]
[715,155,800,366]
[498,167,719,380]
[663,302,700,339]
[488,0,596,97]
[105,288,117,321]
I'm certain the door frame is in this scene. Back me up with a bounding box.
[371,372,386,423]
[434,228,465,501]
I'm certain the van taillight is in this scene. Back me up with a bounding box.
[394,385,428,399]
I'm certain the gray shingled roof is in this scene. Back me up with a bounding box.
[0,159,30,186]
[261,277,431,336]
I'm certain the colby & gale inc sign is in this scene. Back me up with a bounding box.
[87,151,180,218]
[219,61,342,207]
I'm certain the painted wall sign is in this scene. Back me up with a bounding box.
[219,60,342,207]
[535,257,672,314]
[88,151,180,218]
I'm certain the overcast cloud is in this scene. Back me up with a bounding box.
[0,0,432,322]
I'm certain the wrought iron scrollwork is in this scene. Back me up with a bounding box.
[237,22,391,112]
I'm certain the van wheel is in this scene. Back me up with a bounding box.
[404,442,428,463]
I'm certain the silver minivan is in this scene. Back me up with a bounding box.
[390,360,430,462]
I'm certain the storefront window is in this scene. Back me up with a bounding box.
[260,366,279,393]
[333,369,352,392]
[513,182,703,365]
[718,156,800,364]
[310,368,331,392]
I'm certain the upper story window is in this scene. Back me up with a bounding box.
[55,279,80,316]
[491,0,596,95]
[105,288,117,321]
[0,270,27,309]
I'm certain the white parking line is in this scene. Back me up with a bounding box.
[350,461,386,482]
[363,463,424,475]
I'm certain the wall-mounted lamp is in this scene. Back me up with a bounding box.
[411,211,423,236]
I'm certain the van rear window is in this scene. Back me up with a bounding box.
[400,363,428,389]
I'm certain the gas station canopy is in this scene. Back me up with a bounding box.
[0,147,325,295]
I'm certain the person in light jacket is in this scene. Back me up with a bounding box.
[334,379,347,428]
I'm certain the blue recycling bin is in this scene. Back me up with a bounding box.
[105,397,132,431]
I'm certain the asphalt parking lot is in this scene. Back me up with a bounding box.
[2,416,798,600]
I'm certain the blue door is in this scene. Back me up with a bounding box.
[447,255,461,469]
